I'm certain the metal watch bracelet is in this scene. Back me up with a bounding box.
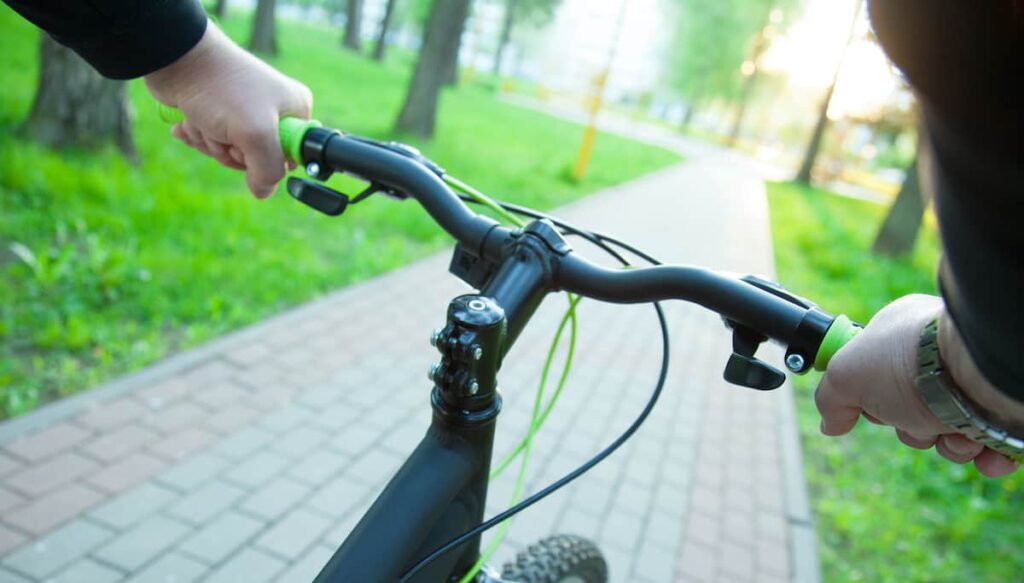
[916,319,1024,464]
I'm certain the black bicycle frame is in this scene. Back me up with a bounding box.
[314,228,557,583]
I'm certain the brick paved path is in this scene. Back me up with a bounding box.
[0,157,818,582]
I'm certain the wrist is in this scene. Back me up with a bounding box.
[144,19,222,105]
[936,313,1024,435]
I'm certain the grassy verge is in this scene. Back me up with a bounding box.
[0,9,680,419]
[766,181,1023,582]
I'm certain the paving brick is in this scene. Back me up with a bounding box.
[296,382,344,410]
[46,558,124,583]
[274,544,333,582]
[224,342,275,367]
[0,452,22,478]
[81,424,160,463]
[138,378,192,409]
[87,452,167,494]
[0,524,27,556]
[204,404,262,434]
[270,426,328,458]
[755,538,790,577]
[0,485,25,514]
[88,482,180,529]
[306,401,361,432]
[600,511,645,553]
[2,519,113,579]
[328,424,381,456]
[255,507,331,560]
[240,477,311,520]
[146,402,207,434]
[156,452,230,492]
[0,567,30,582]
[93,514,191,571]
[258,407,310,434]
[77,398,148,431]
[634,543,677,582]
[718,541,755,580]
[345,450,403,488]
[5,451,99,496]
[124,552,207,583]
[194,380,250,410]
[203,548,285,583]
[287,450,349,486]
[677,539,716,582]
[149,427,217,460]
[306,476,373,519]
[224,451,289,489]
[3,423,91,462]
[644,512,686,553]
[3,483,105,535]
[178,510,265,564]
[211,427,275,460]
[167,480,246,525]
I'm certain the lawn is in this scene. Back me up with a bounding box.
[0,9,680,420]
[766,181,1023,582]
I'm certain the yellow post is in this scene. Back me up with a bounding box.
[574,70,609,181]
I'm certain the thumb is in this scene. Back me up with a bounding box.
[815,374,861,436]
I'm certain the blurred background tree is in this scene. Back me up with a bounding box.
[20,35,135,161]
[492,0,562,77]
[343,0,365,51]
[394,0,473,137]
[373,0,401,60]
[249,0,279,54]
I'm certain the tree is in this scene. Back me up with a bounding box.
[394,0,473,138]
[666,0,785,132]
[795,0,861,183]
[872,135,928,256]
[344,0,365,51]
[213,0,228,19]
[492,0,561,76]
[249,0,278,55]
[21,36,136,161]
[373,0,400,61]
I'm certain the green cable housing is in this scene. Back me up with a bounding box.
[813,314,860,371]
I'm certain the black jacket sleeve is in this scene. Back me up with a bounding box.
[870,0,1024,402]
[1,0,208,79]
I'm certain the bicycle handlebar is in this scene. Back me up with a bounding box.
[157,107,859,371]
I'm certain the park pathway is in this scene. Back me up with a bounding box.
[0,152,819,582]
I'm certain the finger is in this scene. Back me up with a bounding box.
[228,145,246,167]
[896,428,937,450]
[204,137,246,171]
[180,122,214,157]
[935,434,982,464]
[815,377,861,436]
[234,116,286,199]
[172,124,195,148]
[863,412,886,425]
[973,448,1020,478]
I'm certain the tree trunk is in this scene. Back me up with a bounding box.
[872,149,926,256]
[727,67,759,147]
[795,0,861,184]
[493,0,518,76]
[213,0,228,19]
[680,99,698,131]
[344,0,364,51]
[373,0,399,61]
[248,0,278,55]
[394,0,472,138]
[20,36,136,161]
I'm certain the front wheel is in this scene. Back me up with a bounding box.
[500,534,607,583]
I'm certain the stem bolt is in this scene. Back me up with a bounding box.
[305,162,320,178]
[468,380,479,395]
[472,346,483,361]
[430,328,444,347]
[785,353,806,373]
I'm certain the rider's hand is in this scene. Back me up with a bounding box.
[143,21,312,199]
[815,294,1021,478]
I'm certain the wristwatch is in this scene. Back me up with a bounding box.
[916,318,1024,463]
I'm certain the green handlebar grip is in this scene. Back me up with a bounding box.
[813,314,861,371]
[156,103,321,164]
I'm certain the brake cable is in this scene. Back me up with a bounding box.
[399,195,671,582]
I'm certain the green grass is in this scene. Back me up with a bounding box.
[766,181,1024,582]
[0,9,680,419]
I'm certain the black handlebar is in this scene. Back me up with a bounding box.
[298,127,857,379]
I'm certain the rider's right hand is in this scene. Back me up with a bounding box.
[814,294,1021,478]
[143,21,313,199]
